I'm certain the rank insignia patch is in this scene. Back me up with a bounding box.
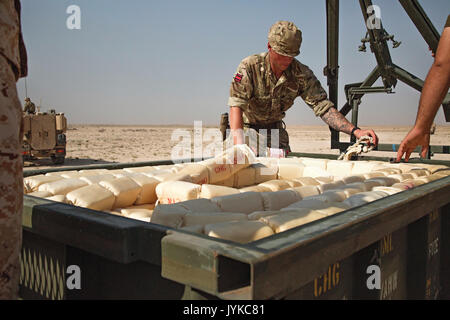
[234,73,243,83]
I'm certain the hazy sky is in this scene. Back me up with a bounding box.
[17,0,449,126]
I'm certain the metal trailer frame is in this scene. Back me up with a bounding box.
[20,154,450,300]
[325,0,450,158]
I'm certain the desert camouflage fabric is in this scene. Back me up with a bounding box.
[268,20,302,57]
[23,100,35,114]
[228,52,334,126]
[0,0,26,300]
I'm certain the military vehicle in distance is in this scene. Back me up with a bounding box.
[22,109,67,164]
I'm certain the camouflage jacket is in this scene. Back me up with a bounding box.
[228,52,333,125]
[0,0,27,80]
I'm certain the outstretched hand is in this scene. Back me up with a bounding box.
[396,127,430,162]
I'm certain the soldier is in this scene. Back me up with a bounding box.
[228,21,378,154]
[23,97,35,114]
[0,0,28,299]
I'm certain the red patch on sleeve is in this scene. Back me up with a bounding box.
[234,73,243,83]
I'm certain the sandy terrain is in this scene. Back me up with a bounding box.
[23,124,450,172]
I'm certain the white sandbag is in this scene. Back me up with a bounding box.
[313,202,352,216]
[372,186,404,195]
[284,180,303,188]
[201,158,233,184]
[24,175,63,193]
[316,181,345,193]
[326,160,354,177]
[277,163,305,180]
[99,176,142,208]
[314,176,335,184]
[350,161,381,175]
[403,179,426,186]
[424,165,449,174]
[183,212,248,227]
[44,195,68,203]
[80,174,117,185]
[78,169,109,176]
[152,172,193,183]
[408,169,431,178]
[418,175,446,182]
[341,182,366,192]
[362,172,386,179]
[155,181,201,204]
[239,185,272,193]
[254,162,278,184]
[260,190,302,211]
[27,190,52,198]
[233,166,256,188]
[261,208,326,233]
[373,168,402,175]
[60,172,84,179]
[248,210,285,220]
[213,174,235,187]
[177,163,210,185]
[211,192,264,214]
[291,177,320,186]
[342,175,365,184]
[336,187,363,198]
[123,166,161,174]
[66,184,115,211]
[180,224,204,234]
[387,174,413,182]
[361,180,385,191]
[178,198,223,213]
[38,178,88,196]
[150,203,190,228]
[259,180,291,191]
[302,166,332,179]
[308,190,348,203]
[200,184,240,199]
[366,177,398,187]
[283,198,330,211]
[391,182,416,190]
[288,185,320,199]
[433,169,450,177]
[205,220,274,243]
[343,191,389,208]
[128,174,159,205]
[121,209,153,222]
[298,158,328,170]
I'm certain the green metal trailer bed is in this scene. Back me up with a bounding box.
[20,153,450,300]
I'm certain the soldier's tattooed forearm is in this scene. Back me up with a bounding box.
[320,107,354,135]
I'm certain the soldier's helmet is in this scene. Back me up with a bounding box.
[25,97,30,102]
[268,21,302,57]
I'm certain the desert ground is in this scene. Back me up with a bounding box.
[23,124,450,172]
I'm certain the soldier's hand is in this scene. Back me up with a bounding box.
[354,128,378,147]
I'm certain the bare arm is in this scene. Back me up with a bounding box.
[229,106,244,144]
[321,107,379,146]
[396,26,450,162]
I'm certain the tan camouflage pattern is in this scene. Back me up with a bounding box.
[0,1,25,299]
[23,100,35,114]
[268,21,302,57]
[0,0,27,80]
[228,51,334,125]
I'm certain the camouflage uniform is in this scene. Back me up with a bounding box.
[228,21,333,151]
[0,0,27,300]
[23,99,35,114]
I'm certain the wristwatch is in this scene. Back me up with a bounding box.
[351,126,360,137]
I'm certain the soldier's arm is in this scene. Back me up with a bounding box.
[228,60,253,145]
[229,107,244,144]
